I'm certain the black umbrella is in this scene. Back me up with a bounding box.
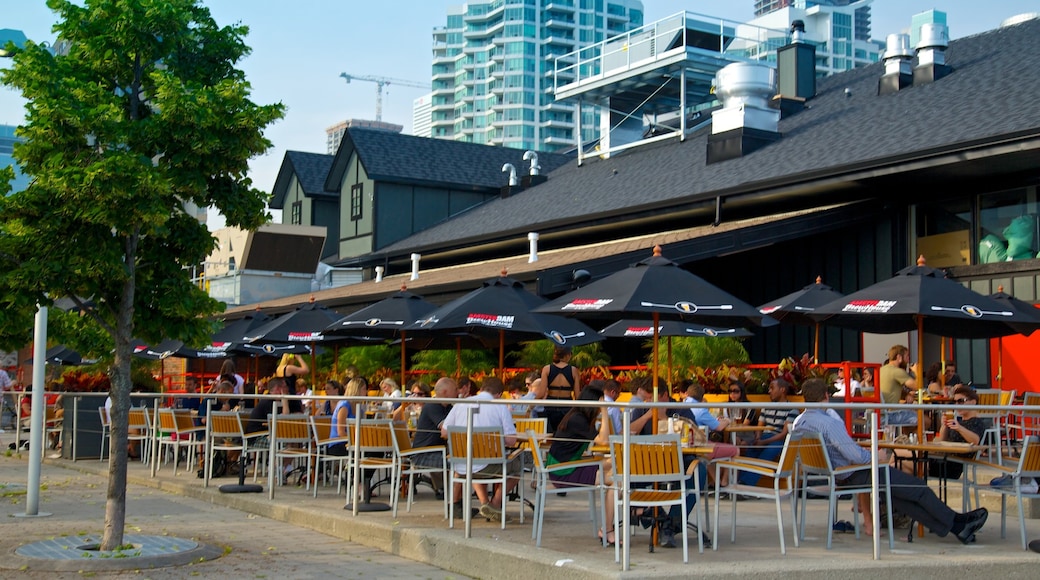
[131,339,187,360]
[27,345,87,366]
[599,320,753,339]
[243,300,345,386]
[534,246,765,427]
[810,257,1029,340]
[758,276,845,363]
[403,272,603,376]
[326,286,438,386]
[989,286,1040,388]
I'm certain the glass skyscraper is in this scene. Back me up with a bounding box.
[427,0,643,152]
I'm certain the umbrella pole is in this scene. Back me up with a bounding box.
[916,316,925,446]
[813,322,820,364]
[667,336,673,390]
[652,312,660,435]
[400,331,407,387]
[997,336,1004,389]
[334,344,340,379]
[499,330,505,380]
[311,342,317,390]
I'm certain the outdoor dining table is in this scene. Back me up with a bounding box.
[860,439,981,541]
[721,424,769,446]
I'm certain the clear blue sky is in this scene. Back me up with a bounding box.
[3,1,1036,228]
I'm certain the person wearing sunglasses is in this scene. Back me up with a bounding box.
[929,386,985,480]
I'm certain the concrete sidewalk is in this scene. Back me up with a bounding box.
[4,449,1040,579]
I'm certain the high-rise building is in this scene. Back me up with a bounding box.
[325,119,403,155]
[428,0,644,152]
[412,93,433,138]
[746,0,881,74]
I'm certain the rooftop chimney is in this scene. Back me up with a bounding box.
[878,33,913,95]
[913,23,952,86]
[775,19,815,116]
[707,62,781,165]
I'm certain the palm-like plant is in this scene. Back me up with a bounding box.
[642,336,750,387]
[329,344,400,380]
[410,348,496,378]
[511,340,611,370]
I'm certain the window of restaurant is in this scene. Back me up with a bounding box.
[914,186,1039,267]
[350,184,363,222]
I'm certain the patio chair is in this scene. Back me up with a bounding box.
[1006,392,1040,458]
[714,432,800,555]
[345,419,397,510]
[609,434,696,569]
[390,421,447,517]
[795,432,895,550]
[309,415,351,497]
[266,413,313,499]
[961,435,1040,549]
[204,410,265,488]
[514,417,548,494]
[447,426,512,536]
[529,429,604,547]
[155,408,204,476]
[98,407,111,461]
[976,389,1016,464]
[127,407,152,465]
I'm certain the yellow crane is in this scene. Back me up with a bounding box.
[339,73,430,122]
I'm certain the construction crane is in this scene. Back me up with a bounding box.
[339,73,430,122]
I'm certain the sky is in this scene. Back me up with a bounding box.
[2,1,1037,229]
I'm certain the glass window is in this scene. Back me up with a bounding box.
[350,184,363,222]
[978,187,1039,263]
[290,201,302,225]
[915,198,972,268]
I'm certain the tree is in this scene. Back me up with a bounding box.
[0,0,283,550]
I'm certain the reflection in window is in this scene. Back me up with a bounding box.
[978,188,1038,263]
[290,201,302,225]
[915,198,971,268]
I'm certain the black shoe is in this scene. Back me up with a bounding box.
[452,502,480,520]
[434,489,445,501]
[688,523,712,548]
[659,526,677,548]
[956,508,988,544]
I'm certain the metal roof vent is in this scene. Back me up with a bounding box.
[790,19,806,43]
[1001,13,1040,27]
[707,62,781,165]
[913,23,952,86]
[878,33,913,95]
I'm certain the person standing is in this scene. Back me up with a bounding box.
[219,359,246,395]
[540,346,581,431]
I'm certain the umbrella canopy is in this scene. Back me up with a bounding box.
[599,320,753,338]
[325,285,439,386]
[402,272,603,375]
[244,300,344,344]
[533,247,765,328]
[131,339,187,360]
[27,345,89,366]
[989,288,1040,337]
[758,276,845,362]
[810,257,1032,340]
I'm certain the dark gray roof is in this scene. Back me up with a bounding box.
[377,18,1040,255]
[324,127,573,192]
[270,150,335,209]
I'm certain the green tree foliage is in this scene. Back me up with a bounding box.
[411,347,496,378]
[328,344,400,380]
[0,0,283,549]
[642,336,750,386]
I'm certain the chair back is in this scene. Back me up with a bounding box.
[157,408,177,433]
[1015,436,1040,480]
[351,419,395,454]
[127,408,149,431]
[310,415,333,443]
[208,411,244,440]
[172,409,197,434]
[271,413,312,445]
[526,430,548,472]
[391,421,413,454]
[447,426,507,468]
[99,407,111,428]
[514,417,548,453]
[609,434,685,487]
[1018,392,1040,427]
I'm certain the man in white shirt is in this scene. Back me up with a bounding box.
[441,377,519,521]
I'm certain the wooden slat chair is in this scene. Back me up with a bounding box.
[529,429,604,547]
[1006,392,1040,459]
[155,408,204,476]
[266,413,313,499]
[127,407,152,465]
[795,432,895,550]
[713,432,800,555]
[43,405,63,450]
[609,434,696,569]
[962,435,1040,549]
[345,419,397,509]
[390,421,447,517]
[309,415,351,497]
[98,407,111,461]
[204,411,265,487]
[447,426,511,536]
[514,417,548,493]
[975,389,1015,464]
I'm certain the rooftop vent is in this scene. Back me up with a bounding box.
[707,62,781,165]
[878,33,913,96]
[776,19,816,106]
[1001,13,1040,27]
[913,23,952,86]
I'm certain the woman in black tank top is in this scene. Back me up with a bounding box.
[540,346,581,431]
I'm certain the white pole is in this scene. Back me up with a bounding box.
[21,305,51,518]
[410,254,420,281]
[527,232,539,263]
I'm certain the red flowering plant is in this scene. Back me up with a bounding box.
[771,354,829,394]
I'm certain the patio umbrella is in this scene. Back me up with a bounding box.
[758,276,845,363]
[402,271,603,377]
[989,286,1040,388]
[534,246,765,427]
[243,299,345,387]
[27,345,86,366]
[325,285,438,386]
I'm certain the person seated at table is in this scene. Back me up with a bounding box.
[545,386,616,544]
[519,374,547,420]
[327,378,366,456]
[392,380,431,422]
[794,378,988,543]
[725,380,758,434]
[440,377,520,522]
[316,380,340,416]
[602,379,623,435]
[681,380,740,487]
[924,362,946,397]
[629,376,691,435]
[832,367,861,401]
[893,386,986,479]
[410,377,459,502]
[379,377,403,414]
[181,375,203,424]
[248,377,302,433]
